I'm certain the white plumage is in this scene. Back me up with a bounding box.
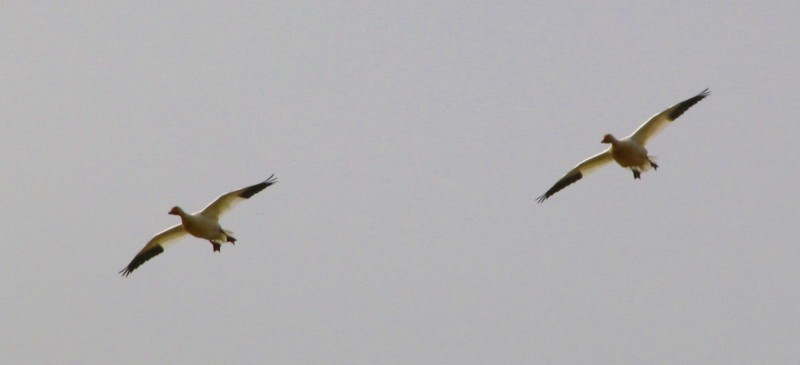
[120,175,277,276]
[537,89,709,203]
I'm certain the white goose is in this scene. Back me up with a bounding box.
[537,89,709,203]
[120,175,277,276]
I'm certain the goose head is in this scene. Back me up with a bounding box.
[601,134,617,144]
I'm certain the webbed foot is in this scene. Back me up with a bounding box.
[210,241,221,252]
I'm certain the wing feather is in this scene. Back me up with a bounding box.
[628,88,710,145]
[119,224,186,277]
[537,150,612,203]
[199,175,277,219]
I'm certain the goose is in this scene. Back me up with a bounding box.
[120,175,277,276]
[536,89,709,203]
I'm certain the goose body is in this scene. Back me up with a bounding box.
[120,175,277,276]
[536,89,709,203]
[168,206,234,245]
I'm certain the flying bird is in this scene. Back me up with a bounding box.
[120,175,277,276]
[536,89,709,203]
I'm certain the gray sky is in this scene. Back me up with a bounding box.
[3,1,799,364]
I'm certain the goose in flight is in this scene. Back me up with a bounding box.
[536,89,709,203]
[120,175,277,276]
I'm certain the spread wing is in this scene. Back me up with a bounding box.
[119,224,187,277]
[536,150,613,203]
[199,175,277,220]
[628,88,710,145]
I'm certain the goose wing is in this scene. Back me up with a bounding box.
[537,150,613,203]
[120,224,186,277]
[199,175,277,220]
[628,88,710,145]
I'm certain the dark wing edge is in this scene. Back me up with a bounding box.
[666,88,710,121]
[536,172,583,203]
[119,245,165,277]
[239,174,278,199]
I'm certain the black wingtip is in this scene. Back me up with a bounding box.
[239,174,278,199]
[119,245,165,277]
[537,172,583,204]
[667,88,710,121]
[263,174,277,186]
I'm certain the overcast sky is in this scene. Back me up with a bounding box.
[3,1,799,364]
